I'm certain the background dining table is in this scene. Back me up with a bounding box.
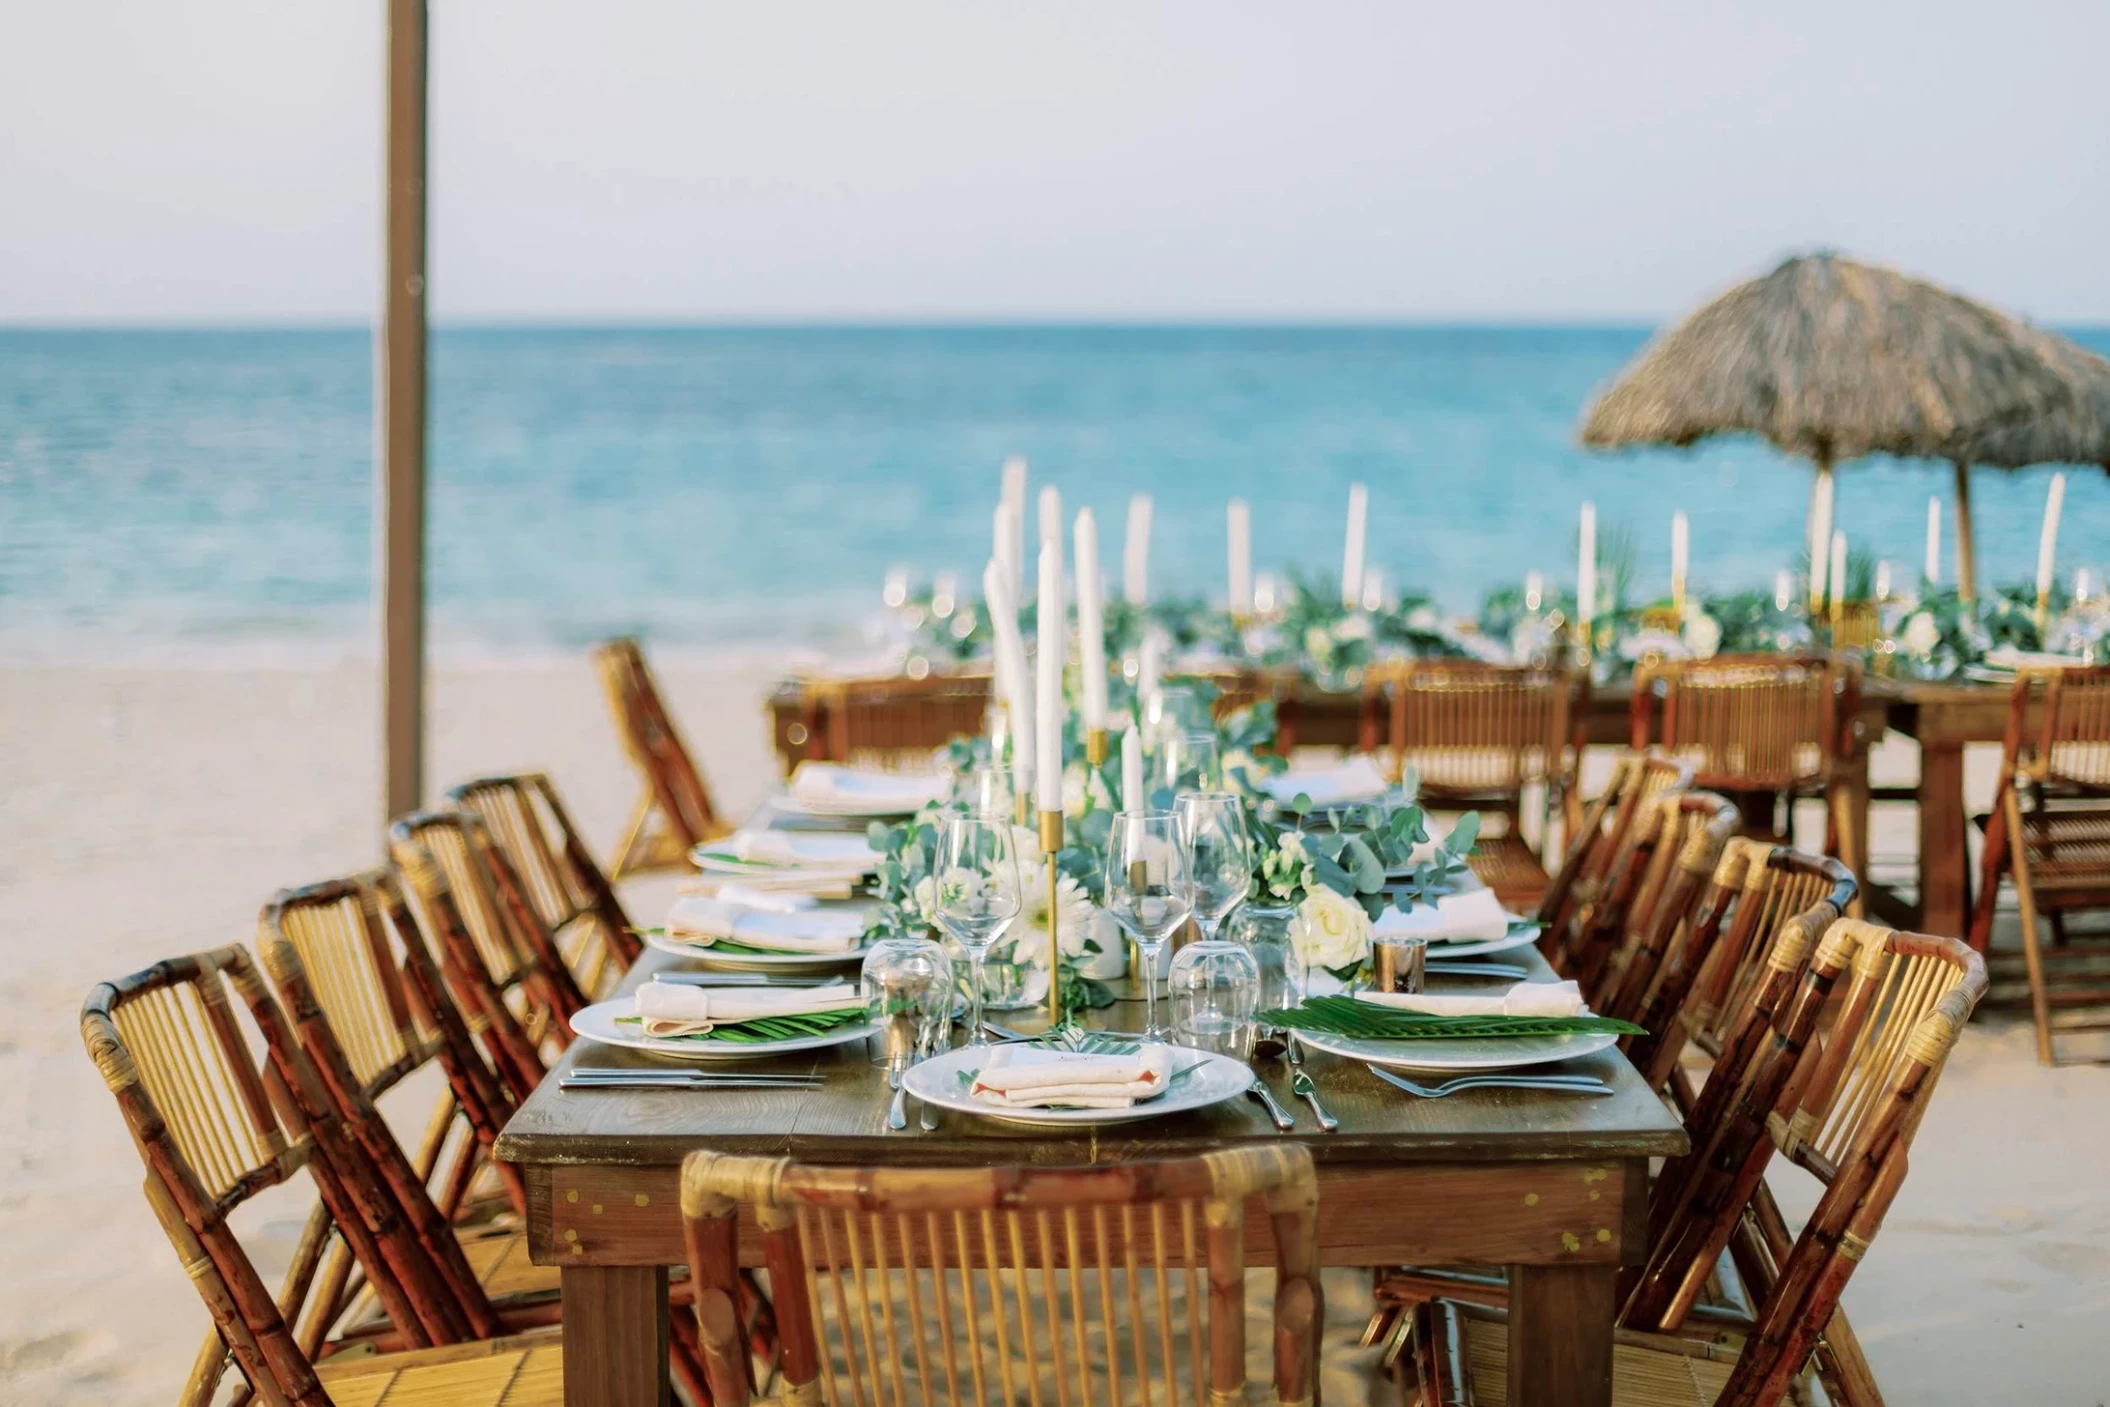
[497,803,1687,1407]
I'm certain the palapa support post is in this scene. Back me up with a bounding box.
[1085,728,1108,767]
[1040,809,1066,1031]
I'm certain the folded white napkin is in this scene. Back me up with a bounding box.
[790,763,949,813]
[1262,756,1392,808]
[709,883,816,913]
[665,896,867,954]
[1358,979,1586,1020]
[700,831,880,873]
[1374,888,1510,943]
[633,980,865,1037]
[969,1043,1176,1110]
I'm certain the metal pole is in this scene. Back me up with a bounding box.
[381,0,429,823]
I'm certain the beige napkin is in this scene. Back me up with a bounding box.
[790,762,949,813]
[1373,888,1510,943]
[633,980,865,1037]
[1358,979,1585,1020]
[665,896,866,954]
[969,1043,1176,1110]
[697,830,880,874]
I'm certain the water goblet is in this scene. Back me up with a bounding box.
[1103,811,1192,1041]
[930,815,1021,1048]
[1175,791,1251,941]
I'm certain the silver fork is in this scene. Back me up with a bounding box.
[1366,1066,1613,1098]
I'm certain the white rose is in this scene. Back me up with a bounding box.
[1902,612,1941,655]
[1335,614,1373,642]
[1681,610,1722,659]
[1304,626,1334,661]
[1288,887,1372,972]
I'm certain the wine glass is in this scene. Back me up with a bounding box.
[1159,731,1220,796]
[930,815,1022,1048]
[964,764,1014,819]
[1103,811,1192,1041]
[1176,791,1251,941]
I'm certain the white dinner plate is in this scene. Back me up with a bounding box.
[644,927,872,975]
[1292,1025,1618,1074]
[903,1045,1253,1128]
[1421,919,1542,960]
[568,999,877,1063]
[690,832,881,878]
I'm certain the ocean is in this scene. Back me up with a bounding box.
[5,325,2106,664]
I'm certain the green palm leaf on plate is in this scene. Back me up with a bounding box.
[614,1006,868,1043]
[1258,996,1642,1042]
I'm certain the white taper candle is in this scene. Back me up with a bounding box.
[1924,497,1942,585]
[1034,540,1065,816]
[1341,483,1369,609]
[982,559,1033,794]
[1577,502,1597,635]
[1808,474,1834,609]
[1121,723,1144,814]
[1073,509,1108,732]
[1829,531,1847,610]
[1123,494,1152,606]
[1226,499,1253,615]
[1671,511,1689,607]
[2037,473,2066,601]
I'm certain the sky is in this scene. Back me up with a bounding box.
[4,1,2107,326]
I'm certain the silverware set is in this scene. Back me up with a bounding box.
[1364,1066,1613,1099]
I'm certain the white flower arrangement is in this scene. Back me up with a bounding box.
[1287,885,1374,973]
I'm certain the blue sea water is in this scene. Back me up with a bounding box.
[4,326,2107,663]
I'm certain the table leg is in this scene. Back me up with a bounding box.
[1918,740,1969,938]
[563,1265,668,1407]
[1508,1263,1615,1407]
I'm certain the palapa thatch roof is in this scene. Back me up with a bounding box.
[1943,321,2110,469]
[1580,252,2098,466]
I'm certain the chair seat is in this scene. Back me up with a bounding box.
[1466,833,1551,912]
[460,1223,560,1301]
[1409,1303,1739,1407]
[2011,803,2110,894]
[317,1327,564,1407]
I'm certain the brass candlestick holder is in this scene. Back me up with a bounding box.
[1085,728,1108,766]
[1039,808,1067,1032]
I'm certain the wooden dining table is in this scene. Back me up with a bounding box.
[496,805,1687,1407]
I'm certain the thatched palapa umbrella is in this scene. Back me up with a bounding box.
[1580,252,2110,603]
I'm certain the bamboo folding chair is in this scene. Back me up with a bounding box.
[596,636,735,879]
[451,771,642,1001]
[1403,918,1985,1407]
[680,1146,1321,1407]
[800,671,996,768]
[389,810,590,1055]
[1552,786,1736,1004]
[1630,654,1865,882]
[1539,752,1691,970]
[258,874,729,1400]
[1365,661,1583,913]
[80,946,564,1407]
[1590,791,1743,1023]
[1370,845,1854,1346]
[260,874,533,1280]
[1625,839,1858,1094]
[1968,665,2110,1064]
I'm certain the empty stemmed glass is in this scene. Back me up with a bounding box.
[1103,811,1192,1041]
[931,815,1022,1048]
[1175,791,1251,941]
[1159,731,1220,796]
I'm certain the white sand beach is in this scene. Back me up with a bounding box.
[2,658,2106,1405]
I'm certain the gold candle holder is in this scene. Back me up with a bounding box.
[2036,589,2051,635]
[1084,728,1108,766]
[1014,791,1033,828]
[1038,809,1067,1032]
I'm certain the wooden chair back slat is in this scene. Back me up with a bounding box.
[1594,791,1741,1021]
[814,673,994,769]
[596,636,732,877]
[681,1149,1319,1407]
[271,879,422,1093]
[1372,662,1577,803]
[1632,654,1855,793]
[451,771,641,995]
[1539,751,1690,969]
[390,810,589,1035]
[2029,664,2110,788]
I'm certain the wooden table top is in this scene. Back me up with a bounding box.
[497,930,1686,1174]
